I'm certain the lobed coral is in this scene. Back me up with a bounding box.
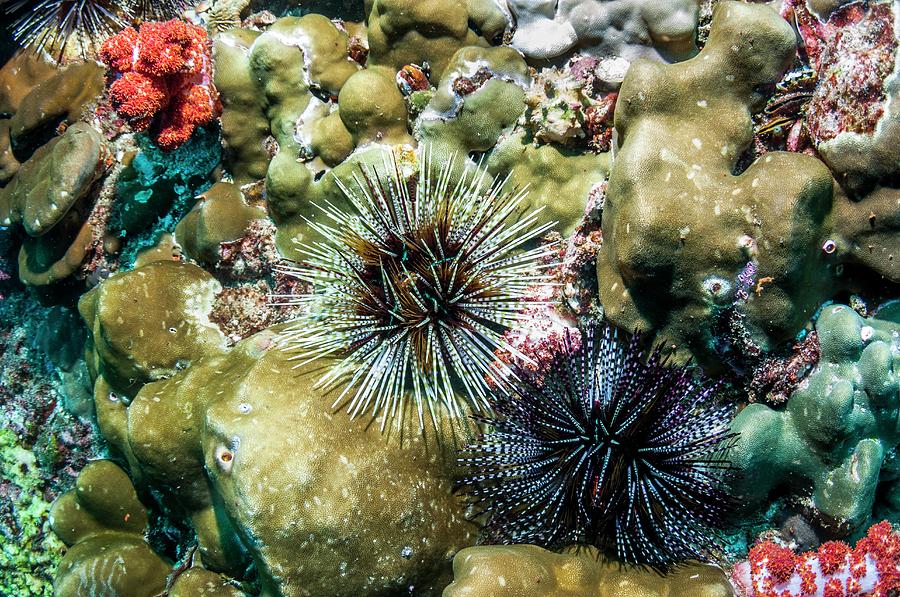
[444,544,734,597]
[730,303,900,534]
[597,0,899,369]
[101,19,220,150]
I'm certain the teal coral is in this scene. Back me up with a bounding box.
[113,127,221,269]
[731,302,900,534]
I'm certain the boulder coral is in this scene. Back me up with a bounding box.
[0,122,109,287]
[506,0,699,73]
[49,460,171,597]
[597,0,898,369]
[444,544,733,597]
[69,247,477,595]
[730,303,900,534]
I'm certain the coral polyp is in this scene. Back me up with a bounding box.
[460,324,737,569]
[279,153,558,429]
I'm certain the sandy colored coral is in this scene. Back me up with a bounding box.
[49,460,171,597]
[443,544,733,597]
[365,0,505,79]
[0,123,108,287]
[175,182,265,266]
[118,325,476,595]
[731,303,900,534]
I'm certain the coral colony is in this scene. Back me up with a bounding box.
[100,19,220,150]
[460,324,737,569]
[731,522,900,597]
[279,153,558,429]
[3,0,900,596]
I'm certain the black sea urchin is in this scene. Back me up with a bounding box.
[278,153,558,430]
[460,324,737,569]
[2,0,188,59]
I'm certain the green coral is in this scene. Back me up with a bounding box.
[730,303,900,534]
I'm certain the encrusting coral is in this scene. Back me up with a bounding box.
[597,0,898,369]
[730,303,900,535]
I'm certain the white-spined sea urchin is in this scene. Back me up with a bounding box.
[278,153,559,430]
[2,0,189,59]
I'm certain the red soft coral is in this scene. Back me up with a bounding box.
[100,19,220,150]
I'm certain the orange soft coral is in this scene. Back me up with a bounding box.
[100,19,220,150]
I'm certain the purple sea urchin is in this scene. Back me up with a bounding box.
[278,153,558,430]
[460,324,737,569]
[2,0,188,60]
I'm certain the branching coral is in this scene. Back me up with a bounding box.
[101,19,220,150]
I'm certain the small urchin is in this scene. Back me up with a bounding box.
[2,0,188,59]
[459,323,737,569]
[278,152,559,431]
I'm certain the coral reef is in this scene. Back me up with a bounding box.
[730,303,900,534]
[731,520,900,597]
[444,544,734,597]
[2,0,900,593]
[101,19,220,150]
[596,0,899,369]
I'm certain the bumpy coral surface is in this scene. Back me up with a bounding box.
[101,19,220,150]
[597,0,897,369]
[444,544,733,597]
[731,303,900,533]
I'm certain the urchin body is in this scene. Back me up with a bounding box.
[461,324,737,569]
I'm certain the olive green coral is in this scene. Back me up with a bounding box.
[49,460,171,597]
[0,122,108,287]
[128,327,476,596]
[596,0,897,368]
[730,303,900,534]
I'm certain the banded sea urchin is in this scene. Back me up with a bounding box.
[278,153,558,430]
[460,324,737,569]
[2,0,189,59]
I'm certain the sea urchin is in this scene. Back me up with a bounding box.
[460,324,737,569]
[278,153,558,430]
[2,0,189,60]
